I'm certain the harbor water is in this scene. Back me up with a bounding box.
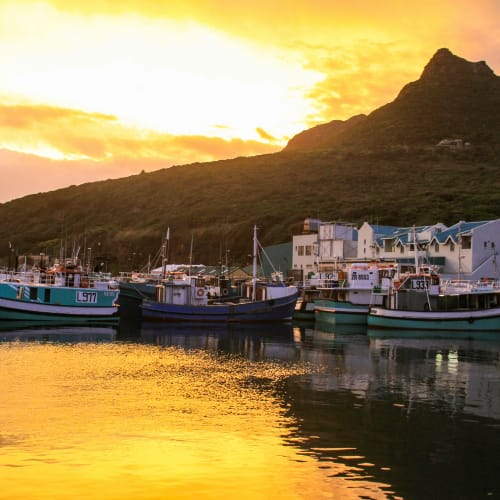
[1,320,499,499]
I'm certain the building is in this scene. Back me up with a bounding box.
[292,232,318,280]
[291,219,358,279]
[318,222,357,270]
[291,218,500,282]
[362,219,500,280]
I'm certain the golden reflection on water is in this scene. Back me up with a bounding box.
[1,341,389,499]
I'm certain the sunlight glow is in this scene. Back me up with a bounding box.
[1,0,499,201]
[0,3,323,145]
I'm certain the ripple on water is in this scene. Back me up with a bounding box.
[1,342,391,499]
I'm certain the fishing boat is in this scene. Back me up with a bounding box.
[141,226,299,322]
[0,263,120,323]
[314,262,398,326]
[368,274,500,332]
[367,225,500,333]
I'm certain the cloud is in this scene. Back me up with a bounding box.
[256,128,277,142]
[0,102,280,202]
[1,0,498,202]
[0,103,279,162]
[293,41,435,125]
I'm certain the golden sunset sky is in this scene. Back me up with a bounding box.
[1,0,499,202]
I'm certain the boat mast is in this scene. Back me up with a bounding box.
[188,232,194,276]
[161,227,170,279]
[413,225,420,274]
[252,225,258,301]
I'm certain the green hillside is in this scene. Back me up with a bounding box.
[0,48,499,272]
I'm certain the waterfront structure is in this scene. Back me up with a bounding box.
[291,219,358,281]
[359,220,500,281]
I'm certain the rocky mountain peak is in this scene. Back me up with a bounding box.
[284,48,500,153]
[419,48,496,82]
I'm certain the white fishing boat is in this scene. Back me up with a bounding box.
[368,274,500,332]
[367,227,500,333]
[314,262,399,326]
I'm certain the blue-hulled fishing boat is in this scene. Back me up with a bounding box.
[141,226,299,322]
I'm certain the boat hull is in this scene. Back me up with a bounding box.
[293,299,316,321]
[118,280,157,303]
[141,292,299,322]
[314,299,369,326]
[368,306,500,332]
[0,283,119,322]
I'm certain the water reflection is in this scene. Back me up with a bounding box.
[0,322,117,342]
[0,318,499,499]
[140,321,302,361]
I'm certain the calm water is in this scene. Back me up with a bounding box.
[1,319,499,500]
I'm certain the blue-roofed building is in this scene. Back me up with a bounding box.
[291,218,500,282]
[428,220,500,279]
[359,219,500,280]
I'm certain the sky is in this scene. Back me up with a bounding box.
[0,0,499,202]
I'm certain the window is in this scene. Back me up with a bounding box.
[450,242,455,252]
[305,245,312,256]
[44,289,51,302]
[29,287,38,300]
[461,235,472,249]
[384,239,394,252]
[434,243,439,252]
[298,246,304,256]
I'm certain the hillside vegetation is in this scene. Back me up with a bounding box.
[0,48,499,271]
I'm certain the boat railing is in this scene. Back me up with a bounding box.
[0,270,118,289]
[0,270,37,283]
[440,279,500,294]
[117,271,164,283]
[297,278,348,289]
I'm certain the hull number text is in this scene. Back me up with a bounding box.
[76,291,98,303]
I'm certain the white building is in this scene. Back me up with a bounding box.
[292,220,358,277]
[360,219,500,280]
[292,218,500,281]
[318,222,357,269]
[292,232,318,278]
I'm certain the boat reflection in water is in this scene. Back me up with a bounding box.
[286,323,500,500]
[367,325,500,341]
[140,320,302,362]
[1,319,499,499]
[0,321,118,342]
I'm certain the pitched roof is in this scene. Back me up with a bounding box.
[430,220,490,243]
[373,225,433,246]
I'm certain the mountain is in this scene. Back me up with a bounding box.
[283,114,367,152]
[285,48,500,152]
[0,48,499,271]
